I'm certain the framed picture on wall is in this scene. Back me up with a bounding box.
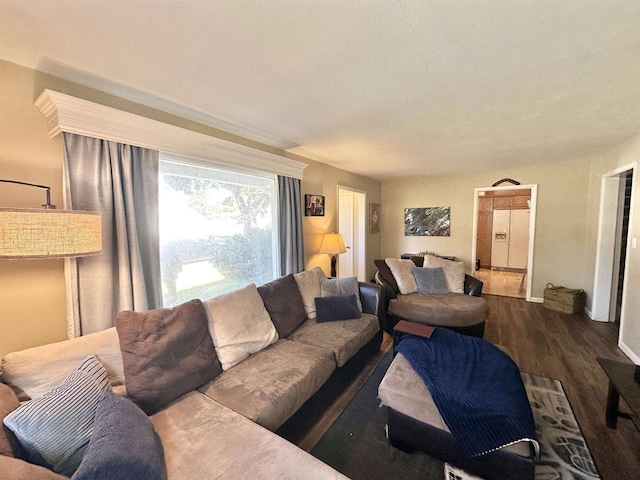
[404,206,450,236]
[305,194,325,216]
[370,203,380,233]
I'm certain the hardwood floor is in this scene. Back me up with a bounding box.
[294,295,640,480]
[475,268,527,298]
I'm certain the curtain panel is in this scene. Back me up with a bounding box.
[63,133,162,337]
[277,176,305,275]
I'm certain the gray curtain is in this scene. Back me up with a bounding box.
[63,132,162,336]
[277,176,305,275]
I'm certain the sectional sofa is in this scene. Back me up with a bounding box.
[0,267,383,479]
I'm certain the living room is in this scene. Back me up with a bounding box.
[1,1,640,479]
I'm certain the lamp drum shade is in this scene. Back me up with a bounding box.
[318,233,347,255]
[0,208,102,259]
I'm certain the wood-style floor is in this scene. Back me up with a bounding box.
[475,268,527,298]
[294,295,640,480]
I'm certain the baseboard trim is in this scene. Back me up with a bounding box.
[529,297,544,303]
[618,341,640,365]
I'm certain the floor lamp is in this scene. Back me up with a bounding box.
[319,233,346,278]
[0,179,102,259]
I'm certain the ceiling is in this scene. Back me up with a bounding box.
[2,0,640,180]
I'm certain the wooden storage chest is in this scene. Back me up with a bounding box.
[543,283,585,314]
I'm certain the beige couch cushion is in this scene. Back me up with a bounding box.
[151,391,348,480]
[379,353,530,457]
[0,456,68,480]
[389,293,488,328]
[422,255,466,293]
[1,327,123,401]
[199,339,335,431]
[293,266,326,320]
[204,284,279,370]
[385,258,418,294]
[288,313,380,367]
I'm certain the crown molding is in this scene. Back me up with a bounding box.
[34,89,307,179]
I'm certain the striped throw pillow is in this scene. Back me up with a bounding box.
[3,355,111,476]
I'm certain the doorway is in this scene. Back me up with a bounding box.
[471,185,538,300]
[592,165,635,335]
[338,187,366,280]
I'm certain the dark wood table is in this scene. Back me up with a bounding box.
[596,357,640,430]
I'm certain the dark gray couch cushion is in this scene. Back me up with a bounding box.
[72,392,166,480]
[315,294,361,323]
[0,383,20,458]
[116,299,222,415]
[257,274,306,338]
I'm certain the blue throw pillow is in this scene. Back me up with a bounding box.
[72,392,166,480]
[315,294,361,322]
[412,267,449,294]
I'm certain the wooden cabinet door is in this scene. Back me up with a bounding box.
[476,210,493,268]
[494,196,513,208]
[513,195,530,208]
[478,196,494,213]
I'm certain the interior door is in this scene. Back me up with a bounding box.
[338,191,354,277]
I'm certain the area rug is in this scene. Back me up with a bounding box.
[310,351,600,480]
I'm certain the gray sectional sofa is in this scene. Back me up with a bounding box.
[0,267,383,479]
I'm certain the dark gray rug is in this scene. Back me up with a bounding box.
[310,351,600,480]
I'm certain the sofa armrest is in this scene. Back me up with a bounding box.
[464,274,484,297]
[359,282,383,318]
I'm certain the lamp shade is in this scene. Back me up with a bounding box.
[0,208,102,259]
[318,233,347,255]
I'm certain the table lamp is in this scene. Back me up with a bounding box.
[318,233,346,277]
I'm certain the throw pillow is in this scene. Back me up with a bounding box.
[422,255,466,293]
[72,392,166,480]
[315,294,361,322]
[374,259,400,293]
[115,299,222,415]
[293,266,327,320]
[0,384,20,458]
[320,276,363,312]
[3,355,111,476]
[385,258,418,294]
[412,267,450,294]
[257,274,307,338]
[0,456,68,480]
[204,284,279,370]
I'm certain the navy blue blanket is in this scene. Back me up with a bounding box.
[396,329,538,457]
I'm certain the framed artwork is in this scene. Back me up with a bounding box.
[404,207,450,236]
[369,203,380,233]
[305,194,325,216]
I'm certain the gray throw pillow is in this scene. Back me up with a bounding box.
[320,276,362,312]
[3,356,111,476]
[116,299,222,415]
[315,294,361,322]
[71,392,166,480]
[412,267,450,294]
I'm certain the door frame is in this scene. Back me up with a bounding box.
[337,186,367,281]
[592,163,636,330]
[471,184,538,301]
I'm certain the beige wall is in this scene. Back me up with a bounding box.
[0,59,381,357]
[301,161,381,280]
[584,133,640,361]
[381,159,593,301]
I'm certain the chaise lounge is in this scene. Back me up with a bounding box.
[374,255,488,337]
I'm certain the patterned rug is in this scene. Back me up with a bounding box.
[522,373,600,480]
